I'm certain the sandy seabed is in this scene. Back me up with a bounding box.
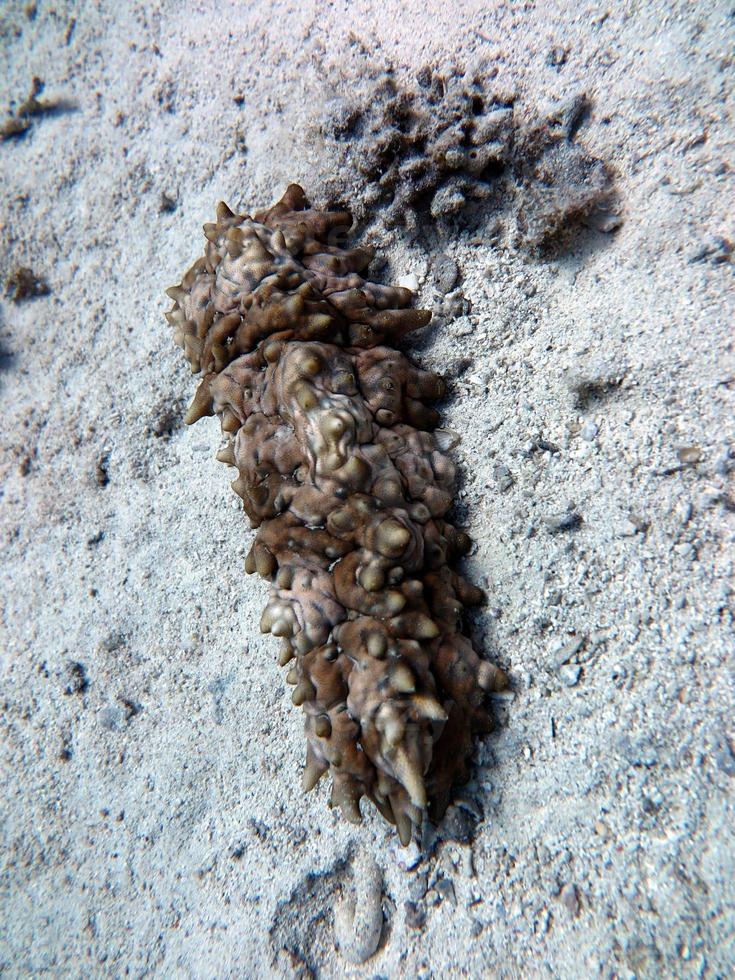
[1,1,733,977]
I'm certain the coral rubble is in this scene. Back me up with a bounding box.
[321,67,616,247]
[166,185,506,843]
[4,266,50,302]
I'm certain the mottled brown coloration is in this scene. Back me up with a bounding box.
[323,70,616,248]
[166,185,507,843]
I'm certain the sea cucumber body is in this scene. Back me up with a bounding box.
[167,185,506,843]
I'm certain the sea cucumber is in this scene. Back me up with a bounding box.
[166,184,507,844]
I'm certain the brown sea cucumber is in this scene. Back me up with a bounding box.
[166,184,507,844]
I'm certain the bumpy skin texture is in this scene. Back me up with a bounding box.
[166,185,507,843]
[325,70,615,247]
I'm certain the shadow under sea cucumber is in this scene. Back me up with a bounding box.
[166,184,507,844]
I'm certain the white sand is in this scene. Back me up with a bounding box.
[1,1,733,976]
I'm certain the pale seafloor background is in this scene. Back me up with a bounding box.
[1,1,733,977]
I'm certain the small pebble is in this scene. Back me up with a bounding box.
[398,273,419,292]
[431,253,460,292]
[558,664,582,687]
[551,637,584,668]
[677,446,702,464]
[95,454,110,487]
[440,289,468,318]
[449,316,474,337]
[426,888,440,908]
[434,877,457,906]
[594,820,610,839]
[408,872,429,902]
[536,437,560,454]
[547,45,569,67]
[63,661,89,696]
[98,705,123,731]
[618,736,658,768]
[390,839,423,871]
[493,463,515,492]
[714,451,734,476]
[580,421,598,441]
[542,511,582,533]
[560,883,580,917]
[438,803,480,844]
[404,901,427,929]
[714,739,735,777]
[687,235,733,264]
